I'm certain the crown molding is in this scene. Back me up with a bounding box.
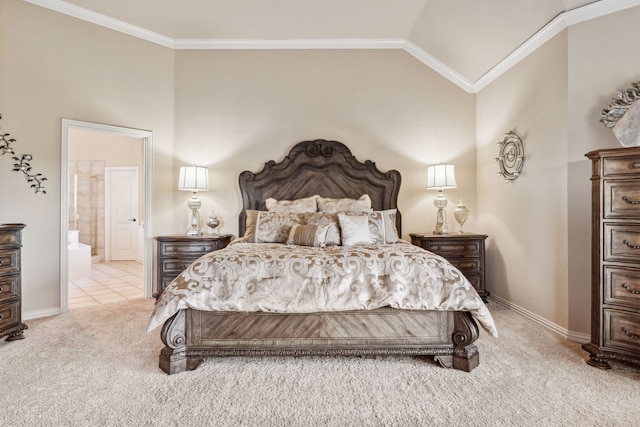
[473,0,640,91]
[173,38,406,50]
[23,0,175,47]
[23,0,640,93]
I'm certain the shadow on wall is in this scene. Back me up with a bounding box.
[486,238,508,302]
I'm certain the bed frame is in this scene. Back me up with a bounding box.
[159,139,481,374]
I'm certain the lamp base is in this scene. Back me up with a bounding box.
[433,191,450,234]
[186,195,203,236]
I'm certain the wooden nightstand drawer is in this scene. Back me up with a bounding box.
[449,259,481,272]
[605,266,640,308]
[160,259,199,275]
[418,240,482,258]
[0,276,18,303]
[159,241,220,256]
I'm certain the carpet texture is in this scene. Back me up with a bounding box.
[1,299,638,426]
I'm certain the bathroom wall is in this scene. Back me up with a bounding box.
[68,160,105,259]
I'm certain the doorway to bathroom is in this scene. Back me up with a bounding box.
[61,120,153,312]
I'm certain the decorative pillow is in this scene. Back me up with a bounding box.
[317,194,372,214]
[242,210,260,242]
[368,209,400,244]
[286,223,330,247]
[303,212,341,246]
[340,209,399,244]
[338,213,372,246]
[243,210,306,243]
[265,195,318,213]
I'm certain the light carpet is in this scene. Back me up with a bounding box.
[1,299,638,426]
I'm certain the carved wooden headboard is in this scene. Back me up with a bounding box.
[238,139,402,236]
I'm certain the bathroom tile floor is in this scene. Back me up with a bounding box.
[69,260,144,309]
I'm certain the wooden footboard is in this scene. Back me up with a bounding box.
[159,308,480,374]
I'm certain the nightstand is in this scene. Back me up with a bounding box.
[409,232,489,302]
[154,234,233,298]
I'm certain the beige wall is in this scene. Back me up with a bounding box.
[476,32,570,332]
[0,0,175,317]
[173,49,477,237]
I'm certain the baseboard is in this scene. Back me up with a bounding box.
[23,307,62,321]
[488,295,590,344]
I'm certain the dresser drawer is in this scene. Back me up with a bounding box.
[604,309,640,352]
[604,224,640,262]
[419,240,482,258]
[603,155,640,177]
[0,300,20,331]
[159,259,199,275]
[0,276,18,303]
[604,181,640,218]
[0,229,21,246]
[159,241,220,257]
[0,249,20,276]
[449,258,481,271]
[605,266,640,308]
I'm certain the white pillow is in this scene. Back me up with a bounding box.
[338,213,372,246]
[265,195,318,213]
[317,195,371,214]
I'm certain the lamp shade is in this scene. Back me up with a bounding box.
[178,165,209,192]
[426,164,457,190]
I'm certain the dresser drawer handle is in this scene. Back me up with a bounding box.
[622,283,640,294]
[0,259,3,266]
[0,286,3,292]
[0,313,3,319]
[622,196,640,205]
[633,162,640,169]
[201,246,207,250]
[623,239,640,250]
[621,327,640,340]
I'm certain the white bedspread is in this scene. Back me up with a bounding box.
[147,241,498,337]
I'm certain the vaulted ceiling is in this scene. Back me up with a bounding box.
[24,0,639,91]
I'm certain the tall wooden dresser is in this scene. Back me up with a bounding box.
[583,147,640,369]
[0,223,27,341]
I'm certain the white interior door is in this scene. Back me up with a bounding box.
[107,167,139,260]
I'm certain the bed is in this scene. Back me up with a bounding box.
[149,139,497,374]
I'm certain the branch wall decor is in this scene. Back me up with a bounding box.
[0,115,47,194]
[495,131,524,182]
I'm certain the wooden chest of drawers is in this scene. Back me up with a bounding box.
[583,147,640,369]
[0,224,27,341]
[154,234,233,298]
[409,232,489,302]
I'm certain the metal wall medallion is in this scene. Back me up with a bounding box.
[495,131,524,182]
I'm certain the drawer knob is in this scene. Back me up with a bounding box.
[622,283,640,295]
[622,196,640,205]
[621,327,640,340]
[623,239,640,250]
[0,313,3,319]
[0,286,3,292]
[201,246,206,250]
[0,259,3,266]
[632,162,640,169]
